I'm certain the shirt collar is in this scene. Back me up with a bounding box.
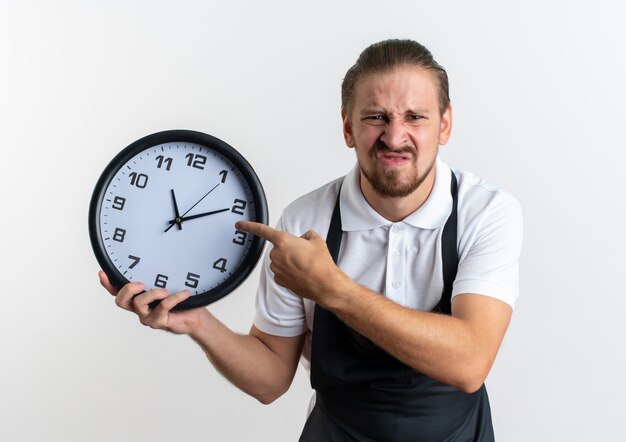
[340,156,453,231]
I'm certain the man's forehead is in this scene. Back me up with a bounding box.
[353,66,439,111]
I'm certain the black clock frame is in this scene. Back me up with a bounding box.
[88,129,269,310]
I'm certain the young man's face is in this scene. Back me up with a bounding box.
[343,65,452,199]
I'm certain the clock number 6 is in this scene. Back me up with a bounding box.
[231,199,247,216]
[154,274,168,289]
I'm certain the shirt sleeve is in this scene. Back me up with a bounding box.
[452,192,523,308]
[253,217,308,337]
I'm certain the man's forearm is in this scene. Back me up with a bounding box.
[189,311,303,404]
[324,278,511,393]
[232,221,512,393]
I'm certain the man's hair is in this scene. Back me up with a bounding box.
[341,39,450,117]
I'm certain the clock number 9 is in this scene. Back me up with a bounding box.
[231,199,247,216]
[112,196,126,210]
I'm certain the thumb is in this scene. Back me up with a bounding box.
[302,230,322,241]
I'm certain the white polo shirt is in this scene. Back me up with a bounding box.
[253,157,523,364]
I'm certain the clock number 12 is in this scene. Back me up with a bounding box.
[186,153,207,170]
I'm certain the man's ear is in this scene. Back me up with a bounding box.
[342,111,355,148]
[438,105,453,146]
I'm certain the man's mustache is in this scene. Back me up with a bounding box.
[370,140,416,159]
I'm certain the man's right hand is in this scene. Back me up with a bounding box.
[98,270,209,336]
[98,270,304,404]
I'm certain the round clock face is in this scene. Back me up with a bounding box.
[89,130,268,310]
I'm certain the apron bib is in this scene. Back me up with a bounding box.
[300,174,495,442]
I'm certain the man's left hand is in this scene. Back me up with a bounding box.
[236,221,348,305]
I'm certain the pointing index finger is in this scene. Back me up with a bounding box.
[236,221,283,244]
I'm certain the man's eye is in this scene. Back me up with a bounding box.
[363,115,387,125]
[406,115,426,125]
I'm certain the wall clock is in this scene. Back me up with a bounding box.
[89,130,268,310]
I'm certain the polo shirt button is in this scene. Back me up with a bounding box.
[392,250,400,259]
[391,225,400,233]
[392,281,401,290]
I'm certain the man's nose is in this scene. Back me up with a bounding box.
[380,119,409,149]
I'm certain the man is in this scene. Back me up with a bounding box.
[100,39,522,441]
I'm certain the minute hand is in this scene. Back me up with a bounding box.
[168,208,230,224]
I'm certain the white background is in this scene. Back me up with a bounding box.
[1,1,624,441]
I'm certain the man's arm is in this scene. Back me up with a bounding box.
[99,271,305,404]
[328,286,512,393]
[235,222,512,394]
[190,320,305,404]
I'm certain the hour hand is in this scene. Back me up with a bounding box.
[165,189,183,233]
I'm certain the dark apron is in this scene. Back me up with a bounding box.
[299,174,495,442]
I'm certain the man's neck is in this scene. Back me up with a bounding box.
[358,170,436,223]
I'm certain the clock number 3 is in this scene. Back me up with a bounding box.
[233,230,247,246]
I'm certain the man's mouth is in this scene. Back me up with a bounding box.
[376,151,413,167]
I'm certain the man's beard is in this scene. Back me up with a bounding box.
[359,139,435,198]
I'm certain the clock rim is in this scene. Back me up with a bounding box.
[88,129,269,310]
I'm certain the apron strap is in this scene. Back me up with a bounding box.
[433,171,459,314]
[326,188,343,263]
[325,172,459,314]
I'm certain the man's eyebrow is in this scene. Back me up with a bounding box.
[358,107,433,117]
[405,108,432,115]
[359,107,385,117]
